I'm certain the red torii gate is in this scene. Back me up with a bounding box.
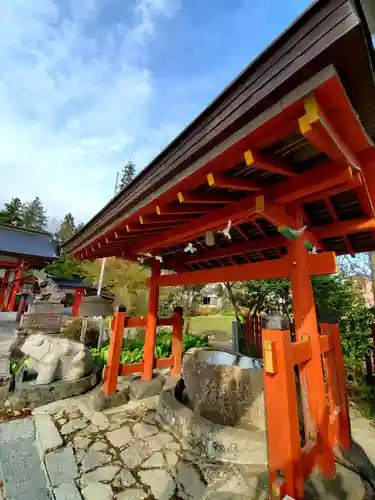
[63,2,375,496]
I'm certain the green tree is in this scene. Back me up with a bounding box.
[0,197,23,226]
[118,160,136,191]
[21,197,48,230]
[55,213,78,243]
[44,254,85,280]
[82,257,148,315]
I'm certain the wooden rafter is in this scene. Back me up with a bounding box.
[300,174,362,204]
[130,195,258,253]
[139,214,195,225]
[177,191,236,204]
[298,93,363,168]
[168,235,287,266]
[244,149,297,177]
[314,217,375,239]
[156,203,215,215]
[207,173,262,191]
[268,163,354,205]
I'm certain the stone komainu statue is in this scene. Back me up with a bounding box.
[36,276,66,303]
[21,334,94,384]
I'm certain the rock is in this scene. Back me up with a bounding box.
[133,422,158,439]
[90,387,130,411]
[57,418,68,425]
[61,418,87,435]
[54,481,82,500]
[106,427,133,448]
[35,414,63,455]
[82,482,113,500]
[78,424,99,437]
[138,469,175,500]
[120,441,152,469]
[177,462,206,499]
[90,411,110,430]
[82,465,120,484]
[45,447,78,487]
[165,441,181,452]
[0,417,35,442]
[165,451,179,469]
[129,375,165,400]
[142,452,165,468]
[120,468,137,487]
[146,432,173,451]
[82,450,112,472]
[73,436,91,449]
[90,441,108,452]
[143,411,157,425]
[115,488,148,499]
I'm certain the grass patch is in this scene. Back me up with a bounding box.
[190,314,235,338]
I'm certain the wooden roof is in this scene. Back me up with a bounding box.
[0,224,59,268]
[64,0,375,275]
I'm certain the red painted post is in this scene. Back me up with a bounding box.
[104,306,126,395]
[0,270,11,307]
[330,323,351,450]
[171,306,183,376]
[262,315,304,499]
[72,287,84,317]
[143,261,161,381]
[290,230,335,478]
[7,266,24,311]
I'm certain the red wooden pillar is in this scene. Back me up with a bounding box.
[7,266,24,311]
[290,227,335,477]
[72,287,84,317]
[171,306,183,376]
[143,261,161,381]
[0,270,11,307]
[104,306,126,395]
[262,315,304,499]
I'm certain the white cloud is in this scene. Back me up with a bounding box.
[0,0,182,223]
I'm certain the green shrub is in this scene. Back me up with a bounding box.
[91,332,209,372]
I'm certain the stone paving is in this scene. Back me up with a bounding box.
[0,394,269,499]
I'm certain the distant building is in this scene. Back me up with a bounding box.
[201,284,222,310]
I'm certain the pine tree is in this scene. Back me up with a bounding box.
[55,212,77,243]
[118,160,136,191]
[21,197,48,230]
[0,197,23,226]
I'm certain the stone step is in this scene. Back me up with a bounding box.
[0,418,53,499]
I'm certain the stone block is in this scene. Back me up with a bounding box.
[35,413,63,454]
[45,447,78,487]
[54,482,82,500]
[157,389,267,465]
[28,302,64,315]
[8,367,100,409]
[80,296,114,317]
[21,312,62,332]
[129,375,165,400]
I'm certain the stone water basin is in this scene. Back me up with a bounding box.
[182,348,265,429]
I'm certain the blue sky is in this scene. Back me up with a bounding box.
[0,0,313,226]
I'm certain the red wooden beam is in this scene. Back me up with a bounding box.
[139,214,195,224]
[267,164,354,205]
[177,191,236,204]
[131,194,258,253]
[298,94,363,168]
[169,235,286,266]
[314,217,375,239]
[300,174,362,204]
[207,173,262,191]
[244,149,297,177]
[152,252,337,287]
[125,222,180,232]
[156,203,215,215]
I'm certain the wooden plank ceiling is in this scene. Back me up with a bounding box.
[73,71,375,273]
